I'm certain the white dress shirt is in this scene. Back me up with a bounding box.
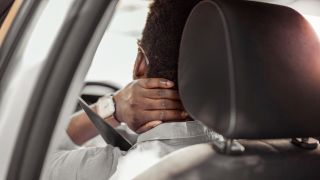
[42,120,218,180]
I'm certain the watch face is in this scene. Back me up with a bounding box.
[97,95,115,119]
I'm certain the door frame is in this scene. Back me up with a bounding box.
[5,0,118,179]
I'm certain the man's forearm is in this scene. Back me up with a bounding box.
[67,78,184,145]
[67,104,119,145]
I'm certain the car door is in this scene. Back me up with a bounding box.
[0,0,118,179]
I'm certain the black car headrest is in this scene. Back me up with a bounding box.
[179,0,320,139]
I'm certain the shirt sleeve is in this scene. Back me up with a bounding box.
[42,145,124,180]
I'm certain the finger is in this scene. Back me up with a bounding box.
[142,89,180,100]
[136,120,162,134]
[138,78,174,89]
[141,99,184,110]
[140,110,188,123]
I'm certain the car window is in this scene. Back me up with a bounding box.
[62,0,150,148]
[85,0,150,88]
[35,1,149,178]
[37,0,149,164]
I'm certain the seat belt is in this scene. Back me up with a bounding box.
[78,97,132,151]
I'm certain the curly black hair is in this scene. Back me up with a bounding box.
[140,0,201,88]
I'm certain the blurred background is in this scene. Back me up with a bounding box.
[85,0,151,87]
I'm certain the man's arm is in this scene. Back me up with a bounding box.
[67,78,187,146]
[66,105,119,145]
[42,146,123,180]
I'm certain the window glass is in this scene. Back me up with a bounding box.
[86,0,150,87]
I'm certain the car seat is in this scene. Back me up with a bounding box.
[135,0,320,179]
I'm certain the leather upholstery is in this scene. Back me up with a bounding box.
[178,0,320,139]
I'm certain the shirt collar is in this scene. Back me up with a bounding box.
[137,120,216,143]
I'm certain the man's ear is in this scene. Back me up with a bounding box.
[133,51,148,79]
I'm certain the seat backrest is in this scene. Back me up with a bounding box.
[135,139,320,180]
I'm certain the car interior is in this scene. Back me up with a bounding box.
[135,0,320,179]
[54,0,320,179]
[0,0,320,179]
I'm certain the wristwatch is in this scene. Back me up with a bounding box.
[96,93,116,119]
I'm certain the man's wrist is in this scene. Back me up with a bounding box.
[96,93,116,119]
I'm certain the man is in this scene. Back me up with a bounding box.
[43,0,211,179]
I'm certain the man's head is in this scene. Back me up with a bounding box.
[133,0,200,87]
